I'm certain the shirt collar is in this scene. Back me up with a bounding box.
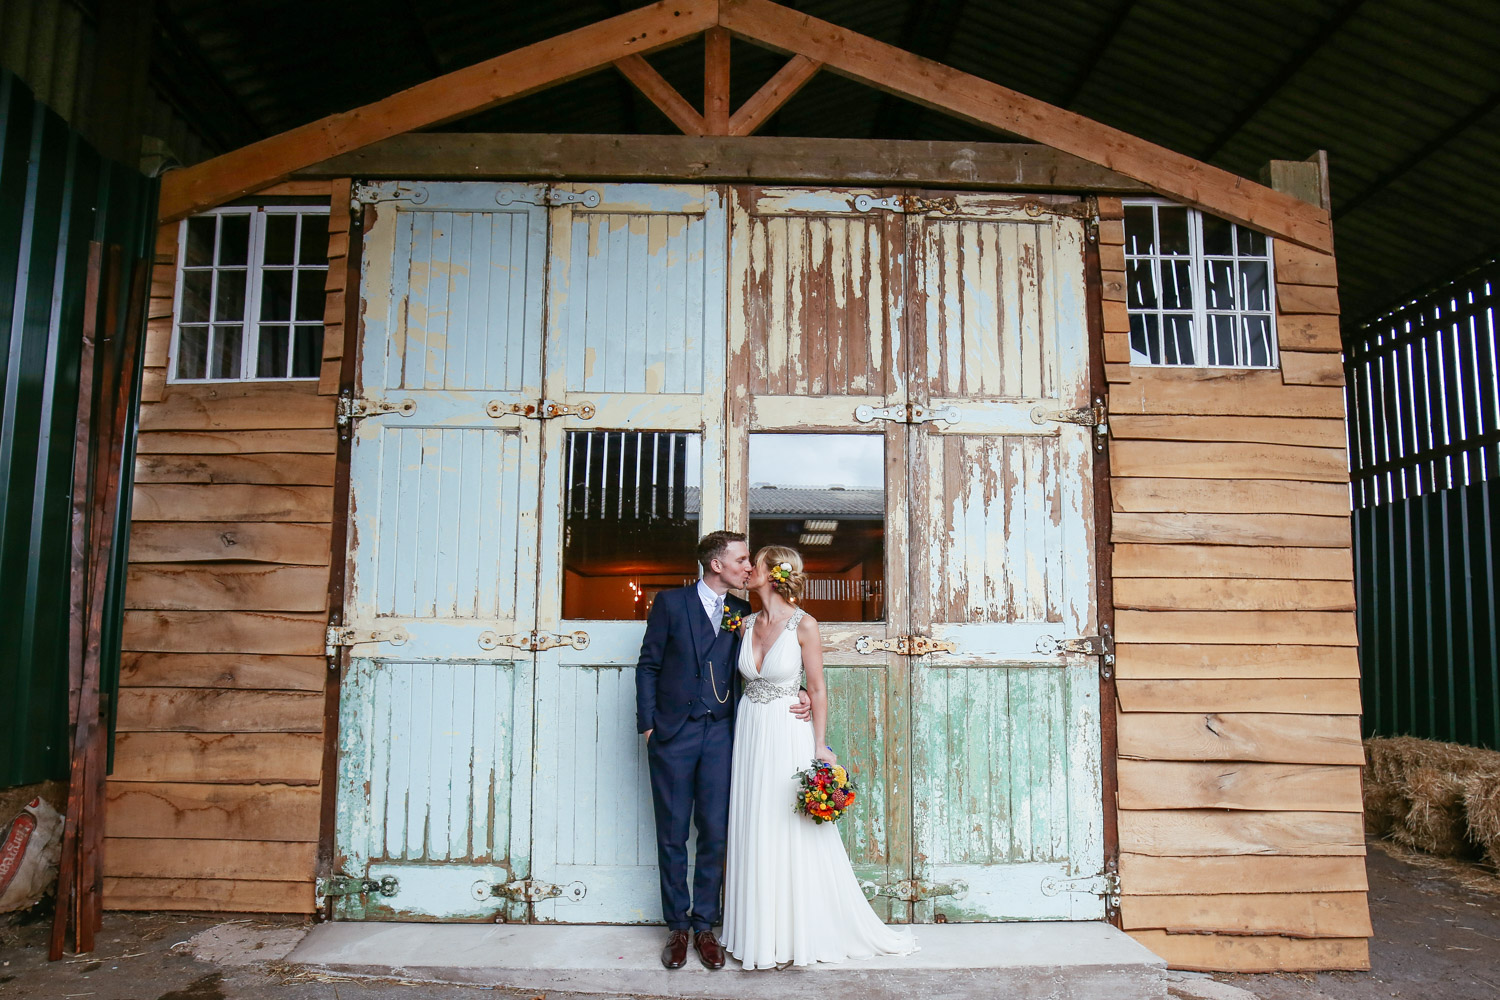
[697,579,722,607]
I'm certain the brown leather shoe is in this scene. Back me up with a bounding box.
[694,929,726,970]
[661,929,690,969]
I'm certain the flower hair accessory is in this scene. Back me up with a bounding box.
[769,562,792,585]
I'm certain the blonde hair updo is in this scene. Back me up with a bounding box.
[756,545,806,604]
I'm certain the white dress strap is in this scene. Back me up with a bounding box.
[785,609,805,631]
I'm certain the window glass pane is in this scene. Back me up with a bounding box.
[299,214,329,265]
[257,325,289,378]
[180,270,212,322]
[264,214,296,266]
[748,433,884,623]
[295,272,325,321]
[1237,226,1268,257]
[1201,214,1234,256]
[1245,315,1274,367]
[1157,207,1190,255]
[210,325,243,379]
[1129,312,1159,365]
[1163,314,1195,365]
[176,326,208,379]
[184,217,216,268]
[218,214,250,266]
[214,268,247,321]
[1239,260,1270,312]
[1208,314,1238,366]
[292,326,323,378]
[1203,259,1236,310]
[260,269,293,321]
[1161,258,1194,309]
[1126,259,1157,310]
[1123,205,1155,256]
[563,431,702,620]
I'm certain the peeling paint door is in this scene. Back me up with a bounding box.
[905,197,1104,920]
[336,183,550,920]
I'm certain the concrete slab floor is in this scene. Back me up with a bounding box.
[0,840,1496,1000]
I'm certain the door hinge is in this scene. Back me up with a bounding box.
[1031,399,1106,428]
[486,399,596,421]
[854,402,961,426]
[478,629,591,652]
[337,393,417,426]
[860,877,968,902]
[1036,625,1115,675]
[495,185,603,209]
[352,182,428,207]
[317,874,399,899]
[326,625,410,657]
[855,634,956,656]
[472,879,587,903]
[1041,870,1120,907]
[852,193,959,216]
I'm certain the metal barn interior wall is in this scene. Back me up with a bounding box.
[1346,257,1500,750]
[0,67,157,785]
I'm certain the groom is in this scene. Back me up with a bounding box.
[636,531,808,970]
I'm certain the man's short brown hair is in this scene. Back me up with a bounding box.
[697,530,747,573]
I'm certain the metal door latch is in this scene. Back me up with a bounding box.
[860,878,967,902]
[478,630,591,652]
[855,635,957,656]
[855,403,961,426]
[1041,870,1120,907]
[317,874,399,899]
[852,194,960,215]
[472,879,587,903]
[486,399,596,420]
[1035,632,1113,656]
[1031,400,1106,428]
[326,625,410,656]
[338,394,417,426]
[495,186,603,208]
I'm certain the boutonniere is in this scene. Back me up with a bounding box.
[721,608,745,634]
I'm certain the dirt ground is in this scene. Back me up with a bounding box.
[1,839,1496,1000]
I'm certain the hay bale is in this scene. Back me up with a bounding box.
[1464,769,1500,869]
[1402,764,1475,858]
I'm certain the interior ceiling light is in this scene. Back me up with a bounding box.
[803,519,839,532]
[799,533,833,546]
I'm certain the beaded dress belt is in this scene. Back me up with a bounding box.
[744,678,799,703]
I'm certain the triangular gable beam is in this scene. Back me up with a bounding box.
[158,0,1333,253]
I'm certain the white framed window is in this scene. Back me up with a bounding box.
[1123,199,1278,368]
[171,206,330,382]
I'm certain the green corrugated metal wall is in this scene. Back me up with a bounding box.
[0,67,157,785]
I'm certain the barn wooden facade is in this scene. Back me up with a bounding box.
[101,0,1368,973]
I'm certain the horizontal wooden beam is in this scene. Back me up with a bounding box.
[292,133,1152,191]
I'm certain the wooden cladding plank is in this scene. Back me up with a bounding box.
[126,563,330,612]
[104,837,316,881]
[132,484,333,522]
[103,877,314,914]
[140,368,167,404]
[111,732,323,784]
[1118,809,1365,857]
[1273,240,1336,279]
[1112,544,1353,580]
[106,782,321,842]
[1108,415,1346,448]
[1122,892,1371,938]
[123,610,326,655]
[1097,218,1124,245]
[1126,931,1369,973]
[1101,298,1129,332]
[1116,610,1359,645]
[1114,578,1355,612]
[1110,441,1348,482]
[1115,644,1361,680]
[1120,853,1369,896]
[1117,678,1362,715]
[1277,314,1343,353]
[140,384,335,431]
[134,453,335,486]
[1277,283,1341,315]
[1104,332,1131,364]
[135,429,337,454]
[115,689,324,733]
[1117,761,1363,812]
[1112,513,1352,548]
[1280,351,1346,387]
[120,652,325,691]
[1111,478,1349,516]
[1109,370,1344,417]
[129,521,331,565]
[1118,713,1365,765]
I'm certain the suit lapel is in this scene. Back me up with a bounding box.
[685,586,710,661]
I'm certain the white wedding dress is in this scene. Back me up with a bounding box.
[721,610,917,969]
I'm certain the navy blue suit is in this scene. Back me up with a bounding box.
[636,584,750,931]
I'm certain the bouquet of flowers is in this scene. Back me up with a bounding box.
[793,759,857,824]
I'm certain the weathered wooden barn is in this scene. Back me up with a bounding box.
[82,1,1372,972]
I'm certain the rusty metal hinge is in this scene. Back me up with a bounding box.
[486,399,596,421]
[326,625,410,657]
[472,879,587,903]
[337,392,417,426]
[1036,624,1115,674]
[317,874,399,899]
[1041,870,1120,907]
[1084,195,1101,243]
[352,182,429,206]
[854,402,960,426]
[1031,399,1106,428]
[495,185,603,209]
[854,634,956,656]
[478,629,591,653]
[852,193,960,215]
[860,877,967,902]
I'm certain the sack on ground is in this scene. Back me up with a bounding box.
[0,797,64,912]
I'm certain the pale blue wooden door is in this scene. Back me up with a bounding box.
[336,182,549,920]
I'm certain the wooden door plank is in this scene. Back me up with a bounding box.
[1114,578,1355,612]
[103,876,315,913]
[1108,371,1344,417]
[1111,478,1349,515]
[131,485,334,522]
[128,521,331,564]
[103,837,316,881]
[1116,678,1362,715]
[110,732,323,783]
[134,453,335,486]
[1116,610,1358,645]
[139,384,334,431]
[1108,415,1346,448]
[123,610,326,655]
[1110,441,1348,482]
[1117,761,1363,811]
[1119,853,1369,895]
[135,429,337,454]
[1126,931,1369,973]
[1118,712,1365,765]
[1118,809,1365,856]
[105,782,321,841]
[119,652,326,691]
[1123,892,1371,937]
[727,55,820,136]
[115,689,324,733]
[1112,543,1353,580]
[1114,643,1360,680]
[126,563,330,612]
[1112,512,1352,548]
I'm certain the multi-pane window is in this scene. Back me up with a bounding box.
[172,206,330,381]
[1123,200,1277,368]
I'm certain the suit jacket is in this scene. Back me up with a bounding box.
[635,584,751,741]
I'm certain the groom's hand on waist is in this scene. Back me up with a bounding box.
[789,691,811,721]
[643,729,653,741]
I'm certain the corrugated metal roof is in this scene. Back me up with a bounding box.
[149,0,1500,322]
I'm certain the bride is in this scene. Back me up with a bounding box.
[721,545,917,969]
